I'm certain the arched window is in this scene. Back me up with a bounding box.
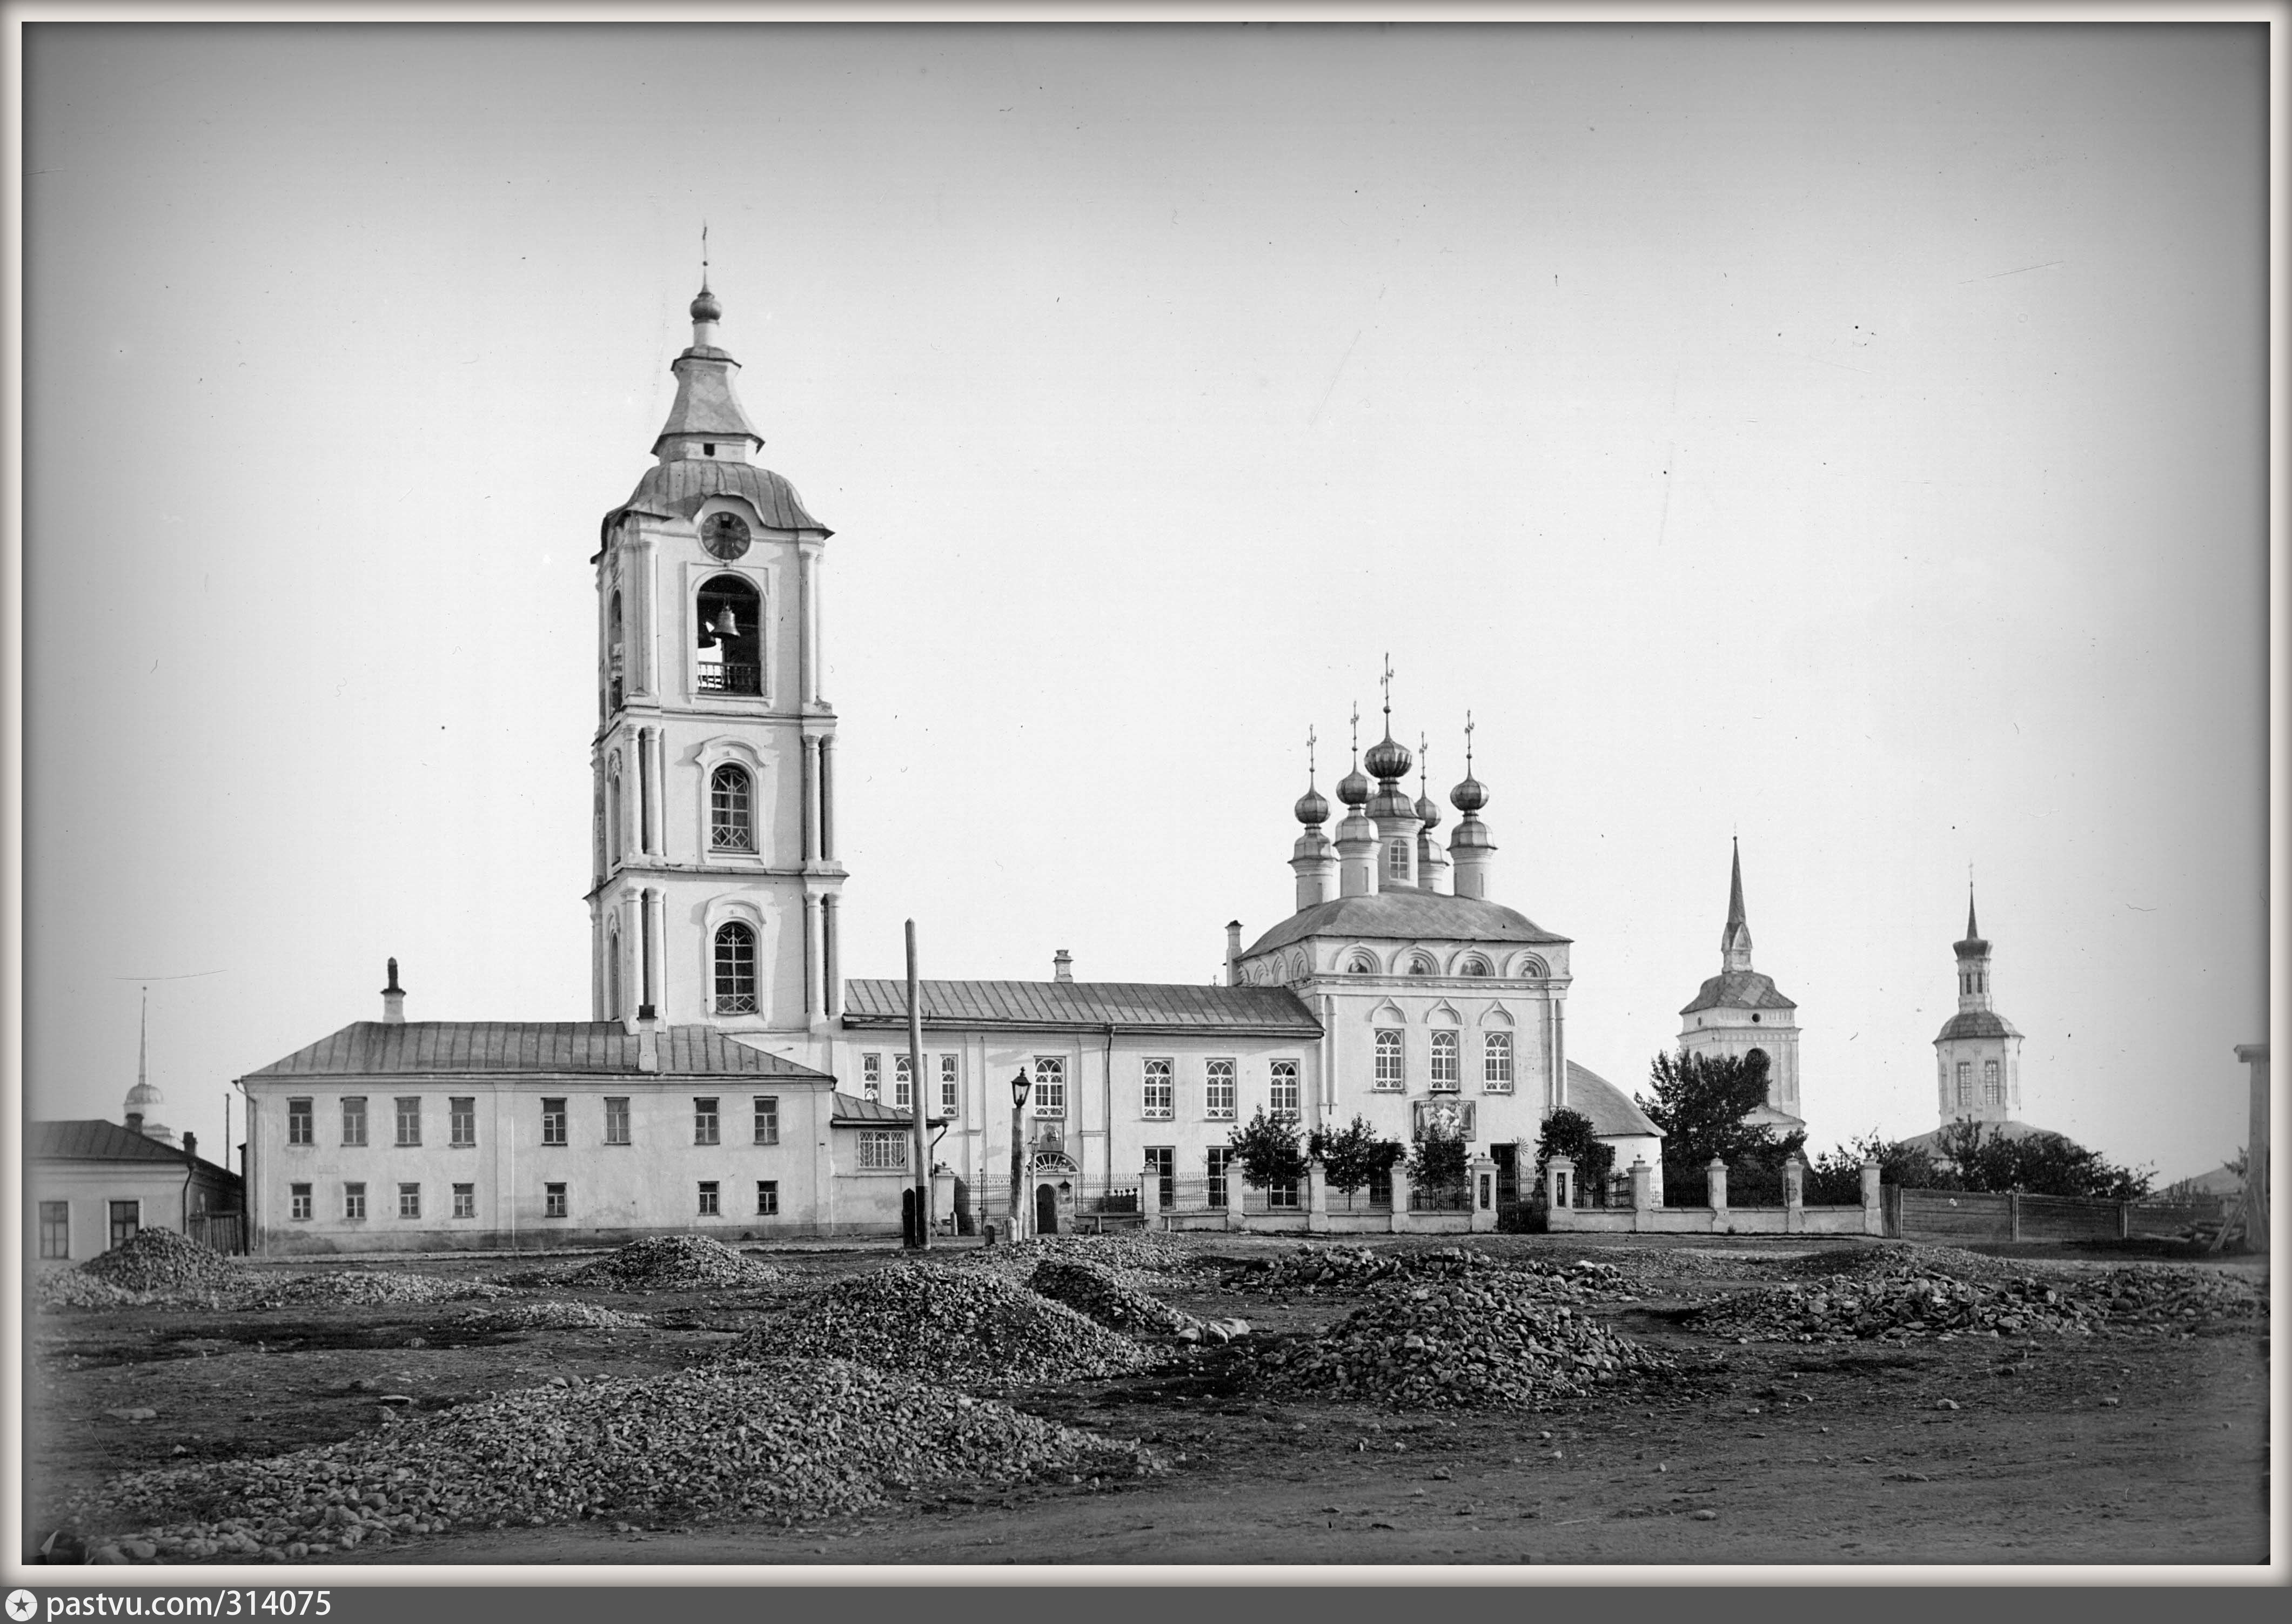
[1982,1059,2002,1105]
[1373,1029,1404,1090]
[1482,1030,1513,1091]
[1457,955,1491,977]
[1405,954,1436,976]
[607,773,623,865]
[1517,955,1548,979]
[606,592,625,713]
[714,922,758,1014]
[1429,1030,1460,1090]
[696,575,763,695]
[1349,954,1378,975]
[1954,1061,1973,1109]
[709,764,754,851]
[606,925,621,1021]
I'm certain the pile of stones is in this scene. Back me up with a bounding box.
[1245,1276,1673,1410]
[1225,1244,1631,1303]
[736,1264,1162,1387]
[460,1300,651,1333]
[79,1230,239,1295]
[558,1236,787,1293]
[68,1358,1163,1562]
[1026,1259,1196,1335]
[32,1271,147,1311]
[1694,1266,2102,1343]
[2071,1266,2268,1330]
[242,1272,515,1309]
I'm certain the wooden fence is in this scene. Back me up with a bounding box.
[1885,1187,2227,1245]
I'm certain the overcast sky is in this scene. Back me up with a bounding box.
[21,21,2272,1183]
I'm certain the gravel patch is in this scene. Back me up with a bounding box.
[1244,1275,1673,1410]
[1027,1259,1196,1334]
[734,1263,1163,1387]
[33,1271,149,1311]
[240,1273,517,1309]
[80,1230,238,1294]
[558,1237,788,1293]
[459,1300,652,1333]
[68,1358,1164,1562]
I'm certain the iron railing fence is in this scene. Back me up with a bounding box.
[698,663,762,694]
[1407,1184,1470,1213]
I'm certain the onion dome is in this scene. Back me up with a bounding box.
[1294,784,1331,826]
[1364,732,1413,781]
[1451,773,1488,814]
[1336,765,1372,807]
[1414,792,1442,829]
[690,281,723,324]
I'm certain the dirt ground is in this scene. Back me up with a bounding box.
[22,1234,2273,1568]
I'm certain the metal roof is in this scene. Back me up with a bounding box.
[1565,1062,1663,1139]
[241,1022,834,1081]
[612,458,826,536]
[31,1119,236,1176]
[1679,970,1799,1016]
[1932,1010,2022,1043]
[842,980,1322,1037]
[651,348,761,455]
[1240,891,1569,960]
[830,1091,951,1127]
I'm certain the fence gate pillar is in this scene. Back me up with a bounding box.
[1859,1160,1882,1235]
[1306,1162,1330,1233]
[1706,1157,1730,1233]
[1628,1157,1653,1232]
[1140,1172,1162,1231]
[1390,1163,1416,1234]
[1224,1164,1248,1233]
[1469,1155,1498,1232]
[2008,1190,2023,1243]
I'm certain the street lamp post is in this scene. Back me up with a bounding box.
[1007,1069,1032,1243]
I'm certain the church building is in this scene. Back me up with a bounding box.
[1929,888,2026,1128]
[233,279,1659,1251]
[1677,840,1805,1132]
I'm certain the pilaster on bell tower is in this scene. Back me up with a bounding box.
[587,260,843,1064]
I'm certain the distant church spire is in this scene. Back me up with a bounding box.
[1720,837,1754,972]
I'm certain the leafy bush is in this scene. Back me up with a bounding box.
[1227,1107,1309,1190]
[1307,1115,1403,1199]
[1531,1106,1614,1194]
[1636,1049,1805,1202]
[1408,1124,1469,1192]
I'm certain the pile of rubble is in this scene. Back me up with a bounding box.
[240,1272,515,1309]
[460,1300,652,1333]
[69,1358,1164,1562]
[1027,1259,1196,1335]
[1245,1277,1673,1410]
[32,1271,148,1311]
[2076,1266,2268,1330]
[1694,1266,2101,1342]
[558,1237,787,1293]
[79,1230,239,1295]
[736,1264,1162,1387]
[1224,1244,1632,1304]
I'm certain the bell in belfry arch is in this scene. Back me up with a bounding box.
[712,606,740,642]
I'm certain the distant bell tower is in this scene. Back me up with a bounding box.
[587,270,843,1058]
[1932,885,2023,1128]
[1677,839,1804,1129]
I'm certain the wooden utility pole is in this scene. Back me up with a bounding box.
[905,919,929,1250]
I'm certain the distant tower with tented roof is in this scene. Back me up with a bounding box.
[1677,839,1805,1130]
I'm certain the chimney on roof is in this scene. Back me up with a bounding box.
[637,1010,660,1073]
[182,1130,197,1163]
[125,1112,144,1135]
[1226,921,1244,989]
[381,958,406,1024]
[1053,949,1073,984]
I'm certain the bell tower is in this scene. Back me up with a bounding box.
[587,271,843,1062]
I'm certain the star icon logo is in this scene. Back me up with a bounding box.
[6,1589,38,1622]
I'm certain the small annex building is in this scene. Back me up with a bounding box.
[29,1120,242,1262]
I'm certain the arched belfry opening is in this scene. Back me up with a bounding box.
[696,574,762,695]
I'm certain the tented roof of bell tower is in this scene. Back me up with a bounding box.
[1679,969,1797,1016]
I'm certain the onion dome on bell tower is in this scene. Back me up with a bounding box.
[1333,701,1382,898]
[1447,712,1498,901]
[1414,734,1452,895]
[1290,727,1339,911]
[1364,656,1423,886]
[651,241,764,464]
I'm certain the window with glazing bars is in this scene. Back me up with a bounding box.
[1205,1147,1232,1207]
[894,1053,913,1110]
[38,1201,68,1258]
[451,1097,477,1147]
[1204,1059,1236,1119]
[858,1130,907,1171]
[395,1097,421,1146]
[1269,1059,1300,1117]
[1430,1030,1460,1090]
[1483,1030,1513,1091]
[1954,1062,1973,1109]
[1033,1057,1066,1117]
[713,923,758,1014]
[540,1097,567,1146]
[340,1096,367,1146]
[452,1184,475,1219]
[604,1096,631,1145]
[753,1096,779,1144]
[1373,1030,1404,1090]
[287,1098,313,1145]
[757,1180,779,1216]
[709,764,754,851]
[397,1184,421,1219]
[861,1053,882,1101]
[344,1183,366,1220]
[940,1054,959,1115]
[1142,1058,1174,1119]
[698,1181,720,1216]
[694,1098,720,1145]
[544,1183,567,1219]
[1983,1060,2003,1105]
[290,1185,312,1221]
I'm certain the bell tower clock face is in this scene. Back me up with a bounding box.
[702,511,752,561]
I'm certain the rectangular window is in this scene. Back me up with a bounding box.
[756,1179,780,1217]
[287,1098,313,1146]
[38,1201,69,1258]
[1269,1059,1300,1117]
[753,1096,780,1145]
[540,1097,567,1147]
[1374,1030,1404,1091]
[894,1053,913,1111]
[858,1129,909,1171]
[604,1096,631,1146]
[453,1183,476,1220]
[344,1183,366,1220]
[1204,1058,1236,1119]
[289,1185,312,1222]
[1430,1030,1460,1090]
[940,1053,960,1116]
[698,1180,720,1217]
[397,1184,421,1220]
[450,1097,477,1148]
[1983,1060,2003,1106]
[395,1097,421,1146]
[1266,1179,1300,1210]
[1142,1058,1175,1119]
[544,1183,567,1219]
[1386,839,1410,878]
[1954,1062,1973,1110]
[1205,1147,1232,1208]
[1483,1031,1514,1092]
[1033,1056,1067,1118]
[340,1096,367,1146]
[694,1097,721,1146]
[861,1053,882,1102]
[1144,1147,1175,1209]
